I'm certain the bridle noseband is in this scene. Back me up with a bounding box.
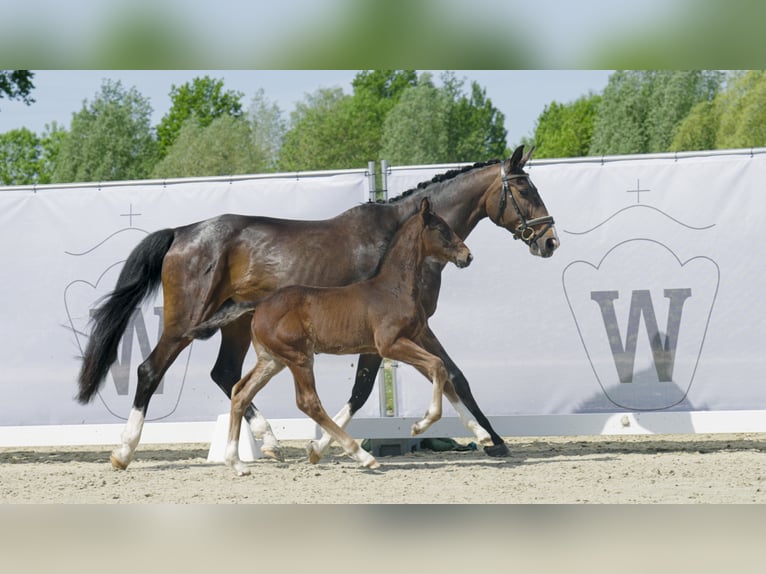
[498,162,555,246]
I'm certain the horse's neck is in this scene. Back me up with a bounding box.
[399,165,495,239]
[373,218,425,299]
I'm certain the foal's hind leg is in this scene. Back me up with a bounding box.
[226,346,285,476]
[212,317,283,461]
[307,353,383,464]
[289,362,379,470]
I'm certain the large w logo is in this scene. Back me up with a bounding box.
[93,306,164,395]
[562,239,719,411]
[590,289,692,384]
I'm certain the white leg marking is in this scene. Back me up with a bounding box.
[309,403,352,461]
[225,440,250,476]
[248,410,283,460]
[110,407,145,469]
[411,374,443,436]
[449,398,493,446]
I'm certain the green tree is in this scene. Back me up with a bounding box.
[671,71,766,151]
[442,72,507,161]
[246,89,286,172]
[52,79,158,183]
[716,70,766,149]
[278,87,357,170]
[0,128,41,185]
[590,70,722,155]
[0,122,65,185]
[381,72,507,165]
[153,115,268,178]
[531,94,601,159]
[0,70,34,108]
[348,70,418,164]
[380,75,449,165]
[156,76,244,157]
[669,100,721,152]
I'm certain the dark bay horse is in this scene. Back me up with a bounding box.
[190,198,473,474]
[77,145,558,470]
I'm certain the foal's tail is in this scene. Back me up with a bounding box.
[76,229,176,404]
[185,300,258,341]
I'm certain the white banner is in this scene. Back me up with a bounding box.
[388,151,766,424]
[0,171,372,426]
[2,150,765,439]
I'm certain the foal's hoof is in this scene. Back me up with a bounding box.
[483,442,510,457]
[306,441,322,465]
[110,452,129,470]
[261,446,284,462]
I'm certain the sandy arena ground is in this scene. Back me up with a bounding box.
[1,432,764,503]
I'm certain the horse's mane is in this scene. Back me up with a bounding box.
[386,159,501,204]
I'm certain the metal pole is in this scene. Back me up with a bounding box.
[367,160,377,203]
[380,159,389,202]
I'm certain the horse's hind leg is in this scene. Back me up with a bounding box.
[212,317,283,461]
[307,353,382,463]
[226,347,285,476]
[290,362,379,470]
[110,333,189,470]
[419,327,506,455]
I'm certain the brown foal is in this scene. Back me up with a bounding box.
[192,198,472,474]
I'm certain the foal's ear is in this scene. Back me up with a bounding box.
[419,197,433,220]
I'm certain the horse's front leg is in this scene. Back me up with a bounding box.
[307,353,383,464]
[212,318,284,461]
[418,327,509,456]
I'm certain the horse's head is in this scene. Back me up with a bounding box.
[419,198,473,268]
[487,145,559,258]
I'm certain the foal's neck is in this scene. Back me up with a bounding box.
[374,217,427,299]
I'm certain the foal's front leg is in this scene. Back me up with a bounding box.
[382,338,448,436]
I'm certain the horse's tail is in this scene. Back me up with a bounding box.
[76,228,176,404]
[186,300,258,341]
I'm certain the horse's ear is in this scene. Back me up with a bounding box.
[520,145,535,168]
[509,145,525,170]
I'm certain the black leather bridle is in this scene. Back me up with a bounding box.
[498,162,555,246]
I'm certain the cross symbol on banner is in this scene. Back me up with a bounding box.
[626,179,651,204]
[120,203,142,227]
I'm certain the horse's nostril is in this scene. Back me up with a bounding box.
[546,237,559,253]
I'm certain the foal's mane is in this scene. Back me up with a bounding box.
[386,160,501,204]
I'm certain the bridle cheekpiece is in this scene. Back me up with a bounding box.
[498,162,555,246]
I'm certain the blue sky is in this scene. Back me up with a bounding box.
[0,70,613,147]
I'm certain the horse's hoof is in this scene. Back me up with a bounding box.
[261,446,284,462]
[483,442,510,457]
[306,442,322,465]
[235,467,251,477]
[364,458,381,470]
[110,453,129,470]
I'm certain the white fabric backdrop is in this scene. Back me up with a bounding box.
[387,151,766,423]
[1,150,764,433]
[0,172,373,425]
